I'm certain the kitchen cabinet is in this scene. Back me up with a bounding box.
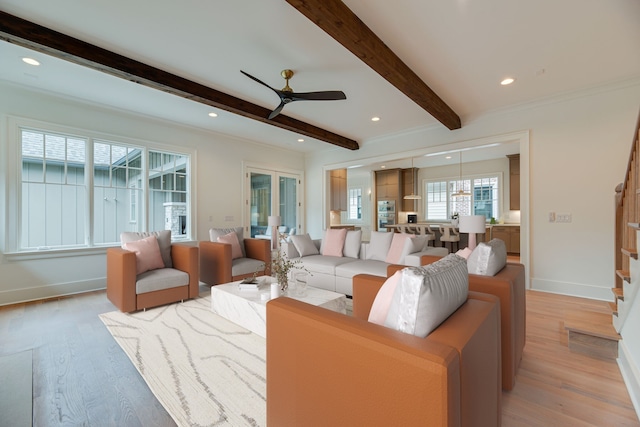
[330,169,347,211]
[490,225,520,254]
[507,154,520,211]
[375,169,401,199]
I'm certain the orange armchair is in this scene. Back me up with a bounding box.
[403,255,526,390]
[107,243,199,312]
[200,236,271,286]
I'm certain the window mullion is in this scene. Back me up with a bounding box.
[87,138,94,247]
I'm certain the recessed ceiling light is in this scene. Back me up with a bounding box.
[371,117,380,122]
[297,138,304,142]
[22,57,40,66]
[208,112,218,118]
[501,77,515,86]
[445,156,452,159]
[380,165,386,169]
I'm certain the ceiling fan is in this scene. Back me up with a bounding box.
[240,69,346,119]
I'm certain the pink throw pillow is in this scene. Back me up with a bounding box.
[385,233,414,264]
[122,235,166,275]
[217,232,243,260]
[322,228,348,257]
[368,271,402,325]
[456,247,473,259]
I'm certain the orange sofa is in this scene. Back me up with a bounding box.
[386,258,526,391]
[266,282,502,426]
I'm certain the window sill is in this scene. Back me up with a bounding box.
[4,246,112,261]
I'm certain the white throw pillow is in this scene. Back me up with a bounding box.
[290,233,320,257]
[384,254,469,338]
[467,239,507,276]
[366,231,394,262]
[343,230,362,259]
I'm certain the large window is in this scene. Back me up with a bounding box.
[21,130,87,249]
[18,125,191,251]
[425,175,500,221]
[348,187,362,220]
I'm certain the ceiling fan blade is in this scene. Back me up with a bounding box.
[268,101,287,119]
[289,91,347,101]
[240,70,279,95]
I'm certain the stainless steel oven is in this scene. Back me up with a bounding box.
[377,200,395,231]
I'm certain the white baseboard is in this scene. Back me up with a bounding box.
[618,340,640,421]
[0,278,106,306]
[530,278,613,301]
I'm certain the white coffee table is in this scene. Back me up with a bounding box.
[210,277,347,338]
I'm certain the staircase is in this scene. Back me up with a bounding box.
[613,112,640,335]
[564,112,640,360]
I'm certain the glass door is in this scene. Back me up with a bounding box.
[279,174,298,236]
[249,171,272,238]
[246,167,302,238]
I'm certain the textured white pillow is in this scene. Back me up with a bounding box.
[343,230,362,259]
[384,254,469,338]
[121,230,172,268]
[366,231,394,261]
[290,233,320,257]
[467,239,507,276]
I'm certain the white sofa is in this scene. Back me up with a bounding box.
[282,230,448,296]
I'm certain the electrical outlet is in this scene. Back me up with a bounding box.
[556,213,572,223]
[224,215,234,222]
[548,212,556,222]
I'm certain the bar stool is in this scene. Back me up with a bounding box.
[439,225,460,252]
[422,225,437,247]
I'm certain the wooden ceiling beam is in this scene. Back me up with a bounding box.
[286,0,462,130]
[0,10,359,150]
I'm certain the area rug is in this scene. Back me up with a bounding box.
[99,295,266,427]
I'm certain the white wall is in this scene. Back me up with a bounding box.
[306,80,640,301]
[0,83,304,304]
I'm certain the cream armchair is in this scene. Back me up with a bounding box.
[200,227,271,286]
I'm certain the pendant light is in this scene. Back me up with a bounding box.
[403,157,421,200]
[452,151,471,197]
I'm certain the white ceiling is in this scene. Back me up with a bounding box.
[1,0,639,156]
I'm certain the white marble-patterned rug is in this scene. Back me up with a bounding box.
[99,295,266,427]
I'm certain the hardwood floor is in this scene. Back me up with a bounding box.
[0,287,638,426]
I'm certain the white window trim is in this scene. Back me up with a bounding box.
[423,172,503,221]
[3,115,197,257]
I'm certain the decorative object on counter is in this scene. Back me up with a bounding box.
[268,215,281,250]
[490,217,497,224]
[451,212,459,227]
[459,215,486,250]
